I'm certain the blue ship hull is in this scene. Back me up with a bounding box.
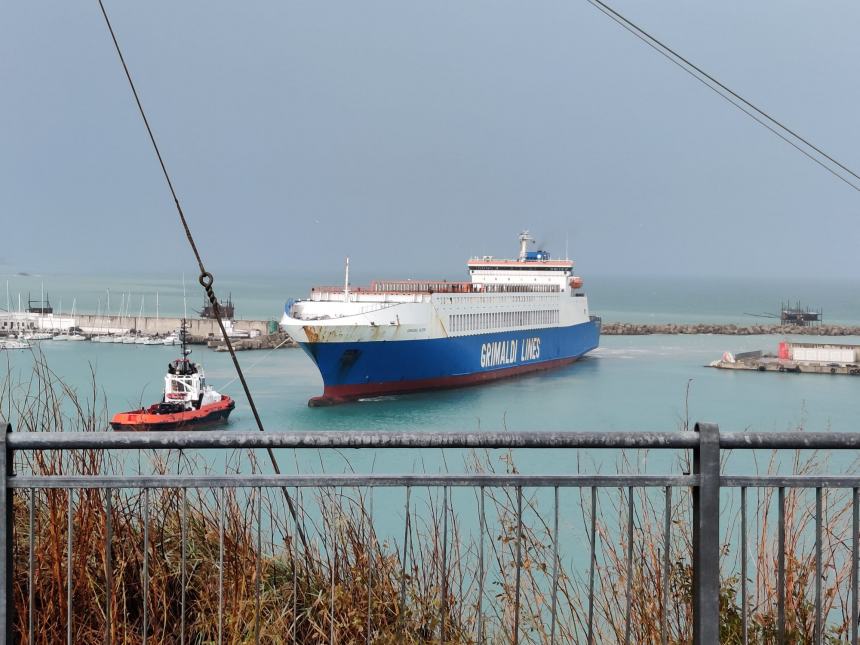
[299,319,600,405]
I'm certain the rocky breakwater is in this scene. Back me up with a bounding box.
[208,331,298,351]
[602,323,860,336]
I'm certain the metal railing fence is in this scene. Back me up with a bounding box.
[0,422,859,644]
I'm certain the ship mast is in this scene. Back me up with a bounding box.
[180,318,191,360]
[343,256,350,303]
[518,231,535,261]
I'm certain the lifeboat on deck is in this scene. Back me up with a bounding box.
[569,276,584,290]
[110,322,234,431]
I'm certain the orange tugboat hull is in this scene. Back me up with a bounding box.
[110,396,235,431]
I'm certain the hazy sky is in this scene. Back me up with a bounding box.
[3,1,859,280]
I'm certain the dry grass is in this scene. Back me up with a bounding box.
[3,355,859,643]
[579,449,860,644]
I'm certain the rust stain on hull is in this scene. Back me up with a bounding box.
[296,323,420,343]
[302,326,320,343]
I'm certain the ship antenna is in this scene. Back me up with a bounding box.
[180,318,190,359]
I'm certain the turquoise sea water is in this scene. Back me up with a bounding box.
[3,271,858,440]
[4,328,857,448]
[4,325,854,567]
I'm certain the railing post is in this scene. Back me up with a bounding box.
[692,422,720,645]
[0,420,14,645]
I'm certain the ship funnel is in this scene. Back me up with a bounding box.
[518,231,535,261]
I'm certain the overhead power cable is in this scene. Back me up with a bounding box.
[585,0,860,193]
[95,0,308,552]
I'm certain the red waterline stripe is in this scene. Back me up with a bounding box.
[313,357,580,404]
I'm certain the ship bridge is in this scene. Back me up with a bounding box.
[466,231,578,292]
[467,258,574,291]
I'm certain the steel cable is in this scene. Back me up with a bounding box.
[95,0,308,552]
[586,0,860,193]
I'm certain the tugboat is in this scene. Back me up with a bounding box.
[110,322,234,431]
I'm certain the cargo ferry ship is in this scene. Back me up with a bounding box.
[281,232,601,405]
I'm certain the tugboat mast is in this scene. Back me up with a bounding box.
[180,318,191,359]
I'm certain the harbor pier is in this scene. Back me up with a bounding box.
[1,311,280,342]
[709,340,860,376]
[71,313,276,339]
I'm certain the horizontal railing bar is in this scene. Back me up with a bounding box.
[723,476,860,488]
[721,433,860,450]
[12,430,860,451]
[5,430,700,450]
[7,474,699,489]
[6,430,860,450]
[17,473,860,490]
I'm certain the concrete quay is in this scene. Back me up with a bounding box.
[61,313,275,340]
[601,322,860,336]
[709,357,860,376]
[0,310,285,345]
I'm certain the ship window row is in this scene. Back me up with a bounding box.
[449,309,560,332]
[441,294,555,305]
[366,282,561,294]
[476,283,562,293]
[470,266,571,272]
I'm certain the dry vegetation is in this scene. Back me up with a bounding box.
[2,354,859,643]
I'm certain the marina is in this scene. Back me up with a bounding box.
[0,310,280,346]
